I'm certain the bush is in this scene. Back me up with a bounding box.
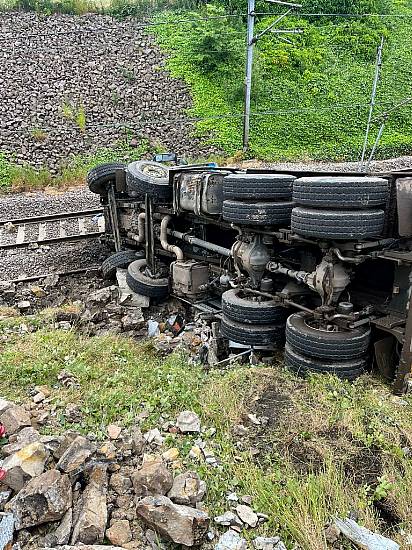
[302,0,391,17]
[154,4,245,74]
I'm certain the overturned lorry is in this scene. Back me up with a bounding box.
[88,159,412,394]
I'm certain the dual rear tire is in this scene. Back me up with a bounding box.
[220,288,286,347]
[222,173,295,227]
[291,176,389,240]
[284,312,370,380]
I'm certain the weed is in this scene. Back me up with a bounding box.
[76,105,86,133]
[30,127,48,142]
[61,100,74,121]
[120,66,136,82]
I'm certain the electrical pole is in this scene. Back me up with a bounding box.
[243,0,255,152]
[242,0,302,152]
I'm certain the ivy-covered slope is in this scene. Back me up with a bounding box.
[151,0,412,161]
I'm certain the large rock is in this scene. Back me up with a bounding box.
[57,435,96,473]
[71,464,108,545]
[0,405,31,435]
[136,495,209,546]
[5,470,72,529]
[0,398,13,415]
[168,471,206,505]
[106,519,132,546]
[215,529,248,550]
[44,508,73,547]
[1,426,40,456]
[2,441,49,491]
[131,425,145,455]
[132,460,173,497]
[235,504,259,528]
[176,411,201,433]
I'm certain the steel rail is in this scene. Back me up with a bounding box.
[0,208,103,226]
[0,208,105,250]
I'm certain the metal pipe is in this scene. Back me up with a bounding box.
[169,229,232,257]
[267,261,311,284]
[160,215,184,260]
[128,213,145,244]
[331,247,365,264]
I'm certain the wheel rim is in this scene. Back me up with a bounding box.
[304,317,346,334]
[237,289,275,304]
[142,164,168,179]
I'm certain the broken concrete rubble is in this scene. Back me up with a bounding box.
[6,469,72,529]
[132,460,173,497]
[71,464,108,545]
[215,529,247,550]
[0,405,31,435]
[176,410,201,433]
[2,441,49,491]
[106,519,133,546]
[136,495,209,546]
[56,435,96,473]
[168,470,206,505]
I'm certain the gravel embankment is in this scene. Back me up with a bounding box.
[0,240,109,281]
[0,12,218,171]
[241,155,412,173]
[0,187,100,220]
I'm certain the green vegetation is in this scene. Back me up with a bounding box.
[30,127,48,142]
[0,0,200,16]
[1,311,412,547]
[151,1,412,160]
[0,138,149,193]
[60,101,87,132]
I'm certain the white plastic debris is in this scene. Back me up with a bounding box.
[147,319,160,337]
[0,513,15,550]
[335,517,400,550]
[215,529,247,550]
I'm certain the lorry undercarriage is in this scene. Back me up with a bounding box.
[87,159,412,394]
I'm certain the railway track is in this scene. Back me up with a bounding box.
[0,208,105,250]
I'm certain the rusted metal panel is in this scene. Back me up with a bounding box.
[393,282,412,394]
[396,177,412,236]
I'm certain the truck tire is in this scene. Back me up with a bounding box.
[220,315,285,346]
[222,288,286,325]
[284,344,366,381]
[223,173,295,200]
[223,200,293,226]
[286,312,370,360]
[126,259,169,299]
[87,162,125,195]
[293,176,389,209]
[291,207,384,240]
[126,160,171,201]
[101,250,144,280]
